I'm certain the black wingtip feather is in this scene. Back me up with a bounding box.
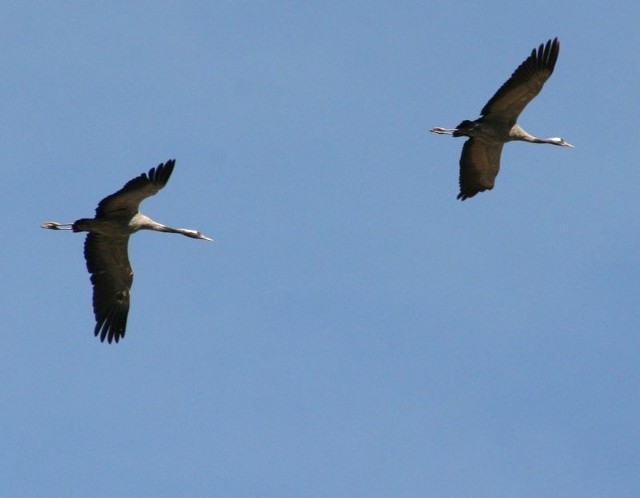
[536,37,559,75]
[524,37,560,79]
[94,308,128,344]
[456,187,491,201]
[147,159,176,188]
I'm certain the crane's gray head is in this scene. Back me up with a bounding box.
[550,137,574,148]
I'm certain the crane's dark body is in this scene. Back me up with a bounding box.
[42,160,212,344]
[431,38,573,200]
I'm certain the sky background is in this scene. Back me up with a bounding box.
[1,1,639,497]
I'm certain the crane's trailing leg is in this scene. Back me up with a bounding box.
[430,127,456,135]
[431,121,478,137]
[41,222,73,230]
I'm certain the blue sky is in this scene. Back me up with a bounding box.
[2,2,639,496]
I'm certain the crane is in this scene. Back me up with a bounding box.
[41,159,212,343]
[431,38,573,200]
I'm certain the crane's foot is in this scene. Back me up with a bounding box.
[41,221,73,230]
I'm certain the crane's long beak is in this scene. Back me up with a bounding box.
[563,142,575,148]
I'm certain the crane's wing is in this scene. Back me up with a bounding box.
[95,159,175,217]
[480,38,559,121]
[458,139,503,200]
[84,233,133,343]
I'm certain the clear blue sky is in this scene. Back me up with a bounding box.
[2,2,639,497]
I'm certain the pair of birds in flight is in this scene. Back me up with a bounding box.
[43,38,573,343]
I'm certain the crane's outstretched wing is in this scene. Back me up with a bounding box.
[84,233,133,343]
[480,38,559,122]
[95,159,175,217]
[458,139,503,200]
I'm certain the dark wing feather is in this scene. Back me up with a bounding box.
[84,234,133,343]
[458,139,503,200]
[95,159,175,217]
[480,38,559,121]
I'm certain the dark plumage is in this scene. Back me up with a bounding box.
[42,160,212,344]
[84,233,132,343]
[431,38,573,200]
